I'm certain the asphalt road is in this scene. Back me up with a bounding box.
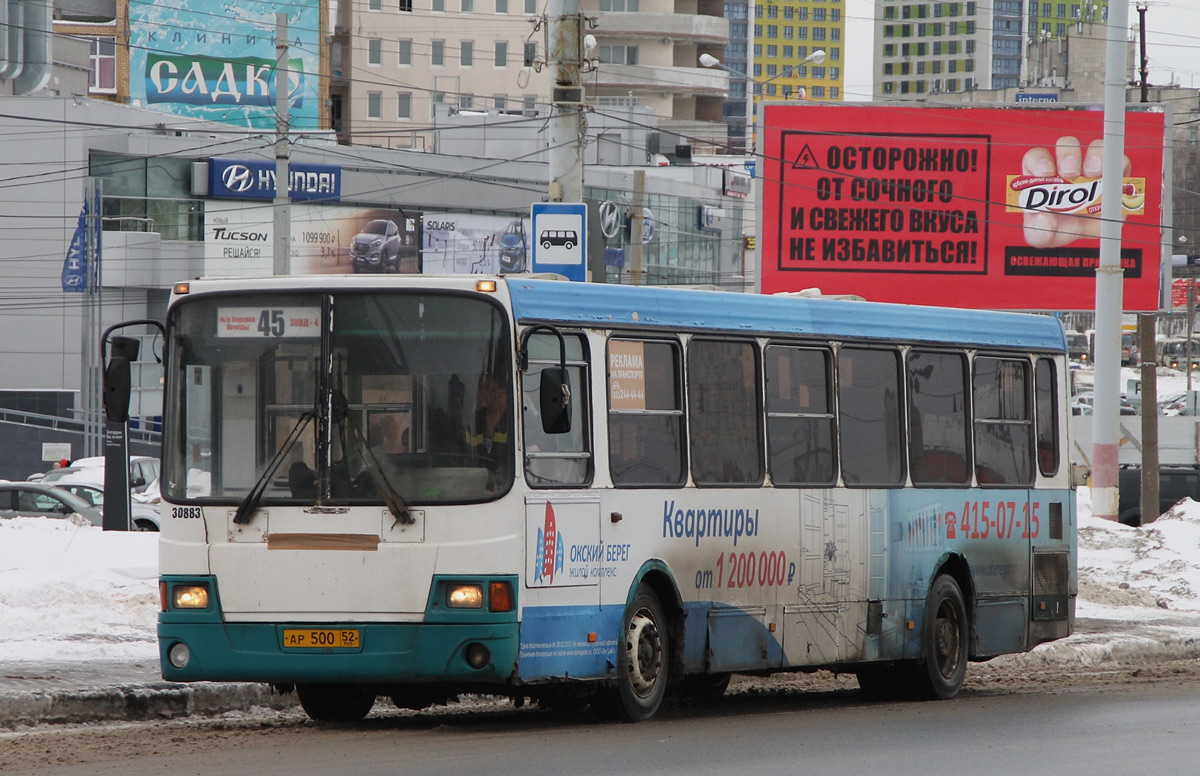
[5,669,1200,776]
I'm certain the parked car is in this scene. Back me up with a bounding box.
[41,455,159,493]
[350,219,402,273]
[0,481,103,525]
[52,483,160,531]
[1117,465,1200,526]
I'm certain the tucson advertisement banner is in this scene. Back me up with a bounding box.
[128,0,321,130]
[204,203,417,276]
[759,104,1165,310]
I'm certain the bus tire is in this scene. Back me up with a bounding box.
[296,683,376,722]
[594,584,669,722]
[911,574,968,700]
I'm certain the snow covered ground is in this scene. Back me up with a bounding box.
[2,491,1200,667]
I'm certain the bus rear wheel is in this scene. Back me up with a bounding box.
[296,683,376,722]
[594,584,669,722]
[911,574,968,700]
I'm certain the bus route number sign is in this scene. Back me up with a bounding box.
[217,307,321,338]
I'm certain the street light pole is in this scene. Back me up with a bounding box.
[700,49,826,150]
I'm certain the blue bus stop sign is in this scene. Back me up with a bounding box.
[531,203,587,282]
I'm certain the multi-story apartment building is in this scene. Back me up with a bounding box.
[715,0,846,153]
[874,0,1109,100]
[332,0,732,152]
[1029,0,1108,42]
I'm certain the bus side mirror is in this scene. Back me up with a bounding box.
[103,335,140,424]
[540,367,571,434]
[103,356,132,423]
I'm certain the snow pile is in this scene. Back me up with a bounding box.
[0,516,158,661]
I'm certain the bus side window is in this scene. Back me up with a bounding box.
[907,350,970,485]
[1034,357,1059,477]
[608,339,685,486]
[523,332,592,487]
[838,347,905,487]
[973,356,1033,486]
[765,345,836,486]
[688,338,763,485]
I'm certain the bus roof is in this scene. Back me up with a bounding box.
[505,278,1067,352]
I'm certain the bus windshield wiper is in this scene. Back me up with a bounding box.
[334,389,414,526]
[233,412,313,525]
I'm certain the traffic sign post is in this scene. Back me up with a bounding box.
[531,203,587,281]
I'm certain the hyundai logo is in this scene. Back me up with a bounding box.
[64,275,84,286]
[220,165,256,193]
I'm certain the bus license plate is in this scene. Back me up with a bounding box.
[283,629,361,649]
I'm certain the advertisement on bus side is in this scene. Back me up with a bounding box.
[759,104,1165,311]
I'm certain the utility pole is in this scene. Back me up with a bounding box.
[1137,2,1149,103]
[1090,0,1132,522]
[274,12,291,275]
[1140,314,1159,525]
[546,0,584,204]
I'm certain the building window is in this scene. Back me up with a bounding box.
[461,40,474,67]
[89,37,117,94]
[398,39,412,66]
[830,86,839,98]
[599,45,638,65]
[811,85,825,98]
[494,94,508,110]
[767,4,778,17]
[368,38,382,66]
[433,0,444,9]
[397,92,412,119]
[524,42,538,67]
[367,91,382,118]
[600,0,639,8]
[496,0,508,11]
[525,0,536,11]
[766,25,777,38]
[813,27,826,40]
[399,0,412,9]
[369,0,381,9]
[523,95,537,114]
[432,40,445,66]
[462,0,474,11]
[495,40,508,67]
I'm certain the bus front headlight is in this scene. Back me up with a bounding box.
[172,584,210,609]
[447,584,483,608]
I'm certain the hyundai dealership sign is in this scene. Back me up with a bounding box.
[208,158,341,201]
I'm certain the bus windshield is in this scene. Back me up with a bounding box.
[163,291,512,505]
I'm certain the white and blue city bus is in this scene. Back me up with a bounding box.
[123,274,1075,722]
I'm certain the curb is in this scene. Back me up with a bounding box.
[0,682,297,729]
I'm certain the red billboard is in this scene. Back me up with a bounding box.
[759,104,1165,310]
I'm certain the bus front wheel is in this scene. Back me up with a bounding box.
[296,683,376,722]
[912,574,968,700]
[594,584,669,722]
